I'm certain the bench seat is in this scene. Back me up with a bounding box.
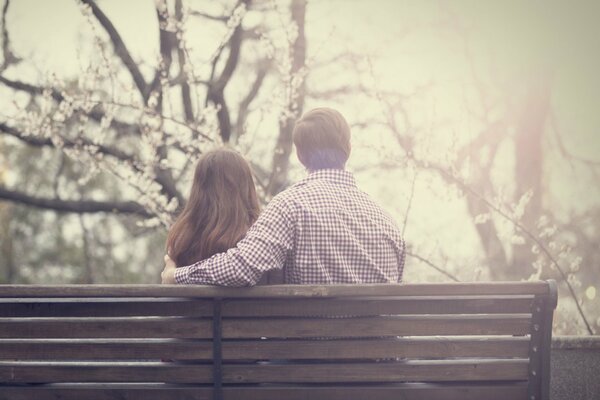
[0,281,557,400]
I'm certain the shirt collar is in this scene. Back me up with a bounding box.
[301,169,357,187]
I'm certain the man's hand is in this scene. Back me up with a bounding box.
[161,254,177,284]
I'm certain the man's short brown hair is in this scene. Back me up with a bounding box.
[292,108,351,170]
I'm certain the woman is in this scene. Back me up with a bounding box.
[166,148,261,269]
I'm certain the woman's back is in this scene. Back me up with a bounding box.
[166,149,260,267]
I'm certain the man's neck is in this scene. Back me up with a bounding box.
[307,167,346,174]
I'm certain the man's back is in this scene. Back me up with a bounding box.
[276,169,405,283]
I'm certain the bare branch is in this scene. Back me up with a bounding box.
[189,10,228,22]
[0,186,151,217]
[0,76,140,135]
[0,75,63,101]
[370,81,593,332]
[214,27,243,91]
[399,144,595,334]
[149,1,184,208]
[207,24,244,142]
[0,122,134,161]
[201,0,250,142]
[458,179,595,335]
[80,0,148,99]
[0,0,20,71]
[402,171,418,237]
[0,121,183,204]
[235,60,270,140]
[175,0,194,123]
[406,251,460,282]
[550,109,600,168]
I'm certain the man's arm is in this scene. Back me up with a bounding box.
[397,237,406,282]
[172,196,295,286]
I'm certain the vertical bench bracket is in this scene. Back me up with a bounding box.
[528,280,558,400]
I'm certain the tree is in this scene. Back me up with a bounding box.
[0,0,307,282]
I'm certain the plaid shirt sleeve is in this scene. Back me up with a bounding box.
[174,195,295,286]
[397,237,406,282]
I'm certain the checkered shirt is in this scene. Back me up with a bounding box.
[174,169,406,286]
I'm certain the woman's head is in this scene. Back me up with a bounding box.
[166,148,260,267]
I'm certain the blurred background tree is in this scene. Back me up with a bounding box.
[0,0,598,335]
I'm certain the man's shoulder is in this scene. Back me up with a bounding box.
[271,179,310,201]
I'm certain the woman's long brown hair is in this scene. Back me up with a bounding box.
[166,149,260,267]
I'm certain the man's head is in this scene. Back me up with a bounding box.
[292,108,351,171]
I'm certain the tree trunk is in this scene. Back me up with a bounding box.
[511,72,551,277]
[266,0,307,197]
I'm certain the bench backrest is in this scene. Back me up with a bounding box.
[0,281,557,400]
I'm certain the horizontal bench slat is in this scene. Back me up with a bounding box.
[228,382,529,400]
[0,299,211,317]
[222,315,531,338]
[0,336,530,360]
[0,362,211,383]
[0,282,551,298]
[221,296,534,316]
[0,382,529,400]
[222,337,531,359]
[0,296,534,318]
[0,339,212,360]
[0,318,210,338]
[0,314,531,340]
[0,359,528,384]
[0,296,534,319]
[223,359,529,383]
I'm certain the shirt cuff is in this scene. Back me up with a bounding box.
[174,265,194,284]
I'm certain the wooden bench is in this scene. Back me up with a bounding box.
[0,281,557,400]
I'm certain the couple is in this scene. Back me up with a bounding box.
[161,108,406,286]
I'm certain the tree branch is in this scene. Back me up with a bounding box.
[149,1,184,208]
[207,25,243,142]
[204,0,249,142]
[0,186,151,217]
[0,122,182,204]
[81,0,148,99]
[406,251,460,282]
[0,76,140,135]
[189,10,228,22]
[394,146,595,334]
[0,122,134,161]
[175,0,194,123]
[550,109,600,168]
[0,74,63,101]
[1,0,20,71]
[235,60,269,140]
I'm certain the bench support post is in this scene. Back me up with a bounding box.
[528,279,557,400]
[540,280,557,400]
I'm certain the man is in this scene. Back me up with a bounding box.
[161,108,405,286]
